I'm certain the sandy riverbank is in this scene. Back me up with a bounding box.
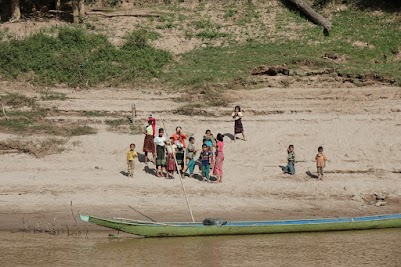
[1,85,401,231]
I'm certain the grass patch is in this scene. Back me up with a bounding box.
[105,118,129,127]
[40,91,67,101]
[105,118,143,134]
[0,93,36,108]
[0,138,66,158]
[168,10,401,87]
[0,93,96,136]
[0,27,171,87]
[83,110,108,117]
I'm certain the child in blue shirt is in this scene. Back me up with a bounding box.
[200,144,213,181]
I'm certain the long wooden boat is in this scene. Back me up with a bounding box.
[79,213,401,237]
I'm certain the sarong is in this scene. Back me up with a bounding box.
[234,119,243,134]
[213,153,224,176]
[143,135,155,153]
[156,145,166,167]
[167,153,176,171]
[176,148,185,168]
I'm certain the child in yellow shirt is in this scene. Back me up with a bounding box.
[127,143,138,177]
[315,146,327,180]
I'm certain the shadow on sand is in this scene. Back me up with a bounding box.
[306,171,318,179]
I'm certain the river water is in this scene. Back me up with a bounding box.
[2,229,401,266]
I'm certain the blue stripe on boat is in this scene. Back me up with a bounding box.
[138,214,401,227]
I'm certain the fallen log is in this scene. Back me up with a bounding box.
[0,149,20,155]
[86,11,161,18]
[286,0,331,35]
[251,65,289,76]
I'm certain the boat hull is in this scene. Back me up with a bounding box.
[80,214,401,237]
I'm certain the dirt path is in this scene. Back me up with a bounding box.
[1,84,401,230]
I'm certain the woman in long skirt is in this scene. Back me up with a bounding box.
[213,133,225,183]
[154,128,167,177]
[143,120,156,165]
[166,137,177,178]
[232,105,245,142]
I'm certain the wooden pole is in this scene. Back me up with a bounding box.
[72,0,79,23]
[287,0,331,34]
[11,0,21,22]
[78,0,85,20]
[128,205,156,222]
[162,120,195,222]
[56,0,61,11]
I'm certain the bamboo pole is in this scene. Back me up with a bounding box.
[162,120,195,222]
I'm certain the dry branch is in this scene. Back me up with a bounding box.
[86,11,161,18]
[0,104,9,121]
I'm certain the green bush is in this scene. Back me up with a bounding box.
[0,27,171,87]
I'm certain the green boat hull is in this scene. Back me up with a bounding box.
[80,214,401,238]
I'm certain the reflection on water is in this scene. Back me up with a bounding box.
[2,229,401,266]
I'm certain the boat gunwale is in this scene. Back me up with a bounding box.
[92,213,401,228]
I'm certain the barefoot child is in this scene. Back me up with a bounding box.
[154,128,167,177]
[183,137,197,177]
[232,105,245,141]
[203,130,216,169]
[282,145,295,175]
[315,146,328,180]
[200,144,213,182]
[127,143,138,177]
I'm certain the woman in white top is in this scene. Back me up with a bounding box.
[143,119,156,164]
[232,105,245,141]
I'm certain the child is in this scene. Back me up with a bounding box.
[166,137,177,179]
[142,119,156,165]
[315,146,328,180]
[213,133,225,183]
[232,105,245,142]
[127,143,138,177]
[183,137,197,177]
[203,130,216,169]
[154,128,167,177]
[282,145,296,175]
[203,130,216,151]
[200,144,213,182]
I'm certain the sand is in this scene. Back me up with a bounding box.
[1,84,401,231]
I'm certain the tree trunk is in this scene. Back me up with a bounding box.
[287,0,331,35]
[11,0,21,22]
[78,0,85,19]
[72,0,79,23]
[56,0,61,11]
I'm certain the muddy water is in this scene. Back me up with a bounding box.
[2,229,401,266]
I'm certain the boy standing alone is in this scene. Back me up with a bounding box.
[315,146,327,180]
[127,143,138,177]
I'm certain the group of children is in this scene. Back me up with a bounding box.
[127,122,226,183]
[126,105,328,182]
[281,145,328,180]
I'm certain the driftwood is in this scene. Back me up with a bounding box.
[86,11,161,18]
[0,104,9,121]
[287,0,331,35]
[251,65,289,76]
[0,149,20,155]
